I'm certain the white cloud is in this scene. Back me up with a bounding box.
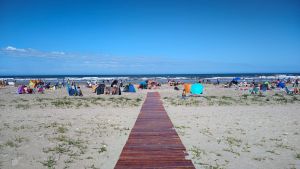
[5,46,26,52]
[0,46,70,59]
[5,46,17,50]
[51,51,65,55]
[0,45,176,70]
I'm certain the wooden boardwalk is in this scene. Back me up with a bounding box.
[115,92,195,169]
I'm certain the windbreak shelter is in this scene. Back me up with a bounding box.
[184,83,191,93]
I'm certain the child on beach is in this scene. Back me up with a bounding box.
[182,89,187,99]
[77,86,83,96]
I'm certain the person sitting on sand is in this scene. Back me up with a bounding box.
[77,86,83,96]
[295,79,299,87]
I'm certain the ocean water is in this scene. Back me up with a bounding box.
[0,73,299,84]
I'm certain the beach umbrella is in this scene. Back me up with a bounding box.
[191,83,204,94]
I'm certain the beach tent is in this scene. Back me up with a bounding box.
[17,85,25,94]
[29,80,37,88]
[128,84,136,92]
[277,81,285,88]
[183,83,191,93]
[139,81,147,89]
[190,83,204,95]
[96,84,105,95]
[123,84,136,92]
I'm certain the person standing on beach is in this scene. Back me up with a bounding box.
[62,78,65,87]
[295,78,299,87]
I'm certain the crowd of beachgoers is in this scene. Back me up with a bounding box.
[1,76,299,96]
[0,77,300,169]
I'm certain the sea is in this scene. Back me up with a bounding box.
[0,73,299,85]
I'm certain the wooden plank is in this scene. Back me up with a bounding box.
[114,92,195,169]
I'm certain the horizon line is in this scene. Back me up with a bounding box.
[0,72,300,77]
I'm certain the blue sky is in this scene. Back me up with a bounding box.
[0,0,299,75]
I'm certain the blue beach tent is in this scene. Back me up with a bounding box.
[277,81,285,88]
[190,83,204,95]
[128,84,136,92]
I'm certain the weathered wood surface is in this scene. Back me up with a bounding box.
[115,92,195,169]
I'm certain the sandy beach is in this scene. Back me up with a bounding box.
[1,84,300,169]
[1,0,299,168]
